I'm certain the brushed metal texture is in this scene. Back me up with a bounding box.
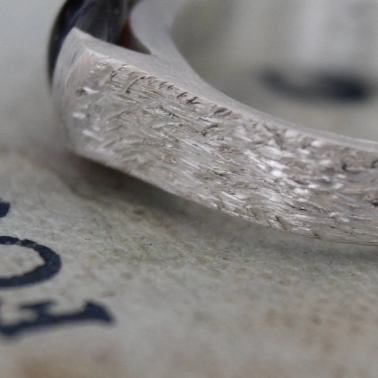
[53,0,378,245]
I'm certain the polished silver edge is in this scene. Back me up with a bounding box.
[53,0,378,245]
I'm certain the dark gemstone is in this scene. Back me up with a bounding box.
[48,0,130,80]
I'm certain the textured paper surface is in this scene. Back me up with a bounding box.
[2,1,378,377]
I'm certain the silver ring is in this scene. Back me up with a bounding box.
[50,0,378,245]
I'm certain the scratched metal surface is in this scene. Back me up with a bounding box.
[2,1,378,378]
[53,0,378,245]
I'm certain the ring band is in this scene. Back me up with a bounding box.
[50,0,378,245]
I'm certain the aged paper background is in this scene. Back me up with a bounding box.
[2,1,378,377]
